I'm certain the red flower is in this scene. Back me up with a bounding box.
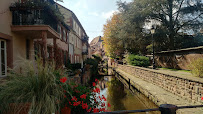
[108,103,111,107]
[100,108,106,112]
[93,88,100,93]
[75,90,80,93]
[73,101,81,106]
[101,103,105,107]
[102,95,106,101]
[69,101,72,105]
[80,94,87,99]
[86,107,92,112]
[92,82,96,86]
[95,79,98,82]
[64,95,67,98]
[71,96,77,101]
[201,97,203,100]
[82,102,88,109]
[93,108,100,113]
[60,77,67,83]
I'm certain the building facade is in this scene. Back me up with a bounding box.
[0,0,89,77]
[57,4,89,66]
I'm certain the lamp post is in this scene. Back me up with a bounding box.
[151,26,156,69]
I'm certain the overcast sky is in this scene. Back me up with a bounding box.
[58,0,132,42]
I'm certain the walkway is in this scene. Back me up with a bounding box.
[115,68,203,114]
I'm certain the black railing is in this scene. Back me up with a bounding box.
[92,104,203,114]
[11,9,58,31]
[10,1,60,32]
[82,36,89,42]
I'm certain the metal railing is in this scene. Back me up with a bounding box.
[92,104,203,114]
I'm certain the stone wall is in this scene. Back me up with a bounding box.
[117,64,203,103]
[155,47,203,70]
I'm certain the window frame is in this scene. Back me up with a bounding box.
[0,39,7,77]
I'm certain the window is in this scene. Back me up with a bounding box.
[66,32,69,42]
[26,39,30,59]
[57,25,61,39]
[0,40,7,77]
[63,30,66,41]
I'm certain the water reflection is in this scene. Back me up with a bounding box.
[99,77,160,114]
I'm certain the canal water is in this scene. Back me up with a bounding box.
[98,76,160,114]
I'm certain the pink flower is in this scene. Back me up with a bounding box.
[60,77,67,83]
[201,97,203,100]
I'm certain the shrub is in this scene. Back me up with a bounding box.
[127,54,150,67]
[190,58,203,78]
[70,63,81,70]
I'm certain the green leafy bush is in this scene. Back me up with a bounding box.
[127,54,150,67]
[70,63,82,70]
[190,58,203,78]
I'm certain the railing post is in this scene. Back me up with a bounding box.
[159,104,177,114]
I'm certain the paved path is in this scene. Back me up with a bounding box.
[115,68,203,114]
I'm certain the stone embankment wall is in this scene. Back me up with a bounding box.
[117,64,203,103]
[155,46,203,70]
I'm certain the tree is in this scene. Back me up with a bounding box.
[117,0,203,50]
[103,13,125,58]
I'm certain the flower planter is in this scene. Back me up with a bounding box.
[61,107,71,114]
[7,103,31,114]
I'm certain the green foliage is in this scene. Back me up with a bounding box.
[92,55,102,62]
[0,59,64,114]
[127,54,150,67]
[84,58,99,76]
[189,58,203,78]
[70,63,82,70]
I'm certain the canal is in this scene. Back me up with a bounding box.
[98,76,160,114]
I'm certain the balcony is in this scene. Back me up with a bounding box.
[82,49,88,55]
[82,36,89,42]
[10,1,63,34]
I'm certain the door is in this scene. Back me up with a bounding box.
[0,40,7,77]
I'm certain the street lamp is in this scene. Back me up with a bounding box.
[151,26,156,69]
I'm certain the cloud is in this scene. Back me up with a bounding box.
[101,10,117,19]
[74,0,88,9]
[88,12,99,16]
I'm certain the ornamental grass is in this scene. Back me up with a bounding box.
[0,59,65,114]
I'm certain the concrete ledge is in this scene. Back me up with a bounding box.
[115,68,203,114]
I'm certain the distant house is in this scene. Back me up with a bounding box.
[90,36,105,58]
[0,0,89,77]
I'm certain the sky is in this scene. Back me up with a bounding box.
[58,0,132,43]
